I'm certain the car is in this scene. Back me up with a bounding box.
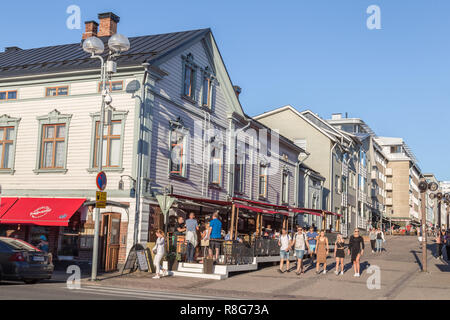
[0,237,54,284]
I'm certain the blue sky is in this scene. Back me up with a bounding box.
[1,0,449,180]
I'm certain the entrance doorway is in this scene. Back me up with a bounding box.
[100,213,121,272]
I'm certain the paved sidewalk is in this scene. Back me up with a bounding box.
[82,236,450,300]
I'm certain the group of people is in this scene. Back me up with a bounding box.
[278,227,366,277]
[151,211,223,279]
[369,228,386,253]
[435,228,450,260]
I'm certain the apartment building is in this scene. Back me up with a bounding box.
[254,106,354,233]
[374,137,421,227]
[327,114,387,228]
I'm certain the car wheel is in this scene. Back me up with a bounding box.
[24,279,40,285]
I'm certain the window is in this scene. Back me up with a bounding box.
[210,146,222,185]
[34,110,71,174]
[168,118,188,178]
[234,144,245,193]
[360,150,366,167]
[259,164,268,198]
[202,76,212,107]
[46,86,68,97]
[335,175,341,193]
[342,176,347,193]
[390,145,402,153]
[182,54,197,101]
[0,127,14,169]
[88,110,127,173]
[0,90,17,101]
[98,81,124,92]
[40,124,66,169]
[281,169,289,204]
[93,121,121,168]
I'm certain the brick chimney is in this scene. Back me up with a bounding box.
[233,85,242,99]
[97,12,120,37]
[82,21,99,40]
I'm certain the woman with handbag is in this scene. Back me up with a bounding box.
[152,229,167,279]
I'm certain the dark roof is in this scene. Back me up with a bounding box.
[0,28,210,79]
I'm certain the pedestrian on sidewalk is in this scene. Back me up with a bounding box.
[369,228,377,253]
[185,212,199,263]
[348,228,364,277]
[199,221,210,263]
[307,226,319,268]
[278,228,292,273]
[291,226,310,275]
[315,230,329,275]
[152,229,167,279]
[208,211,222,263]
[376,228,385,253]
[334,234,345,275]
[436,229,443,259]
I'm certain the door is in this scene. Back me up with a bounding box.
[101,213,121,272]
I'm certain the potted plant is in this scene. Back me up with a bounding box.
[166,252,181,271]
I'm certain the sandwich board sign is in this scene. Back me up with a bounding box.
[156,194,176,224]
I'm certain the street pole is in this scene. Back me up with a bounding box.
[420,191,427,272]
[91,56,107,281]
[437,199,441,230]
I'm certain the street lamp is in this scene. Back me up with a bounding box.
[83,34,130,281]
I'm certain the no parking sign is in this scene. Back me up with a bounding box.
[96,171,107,191]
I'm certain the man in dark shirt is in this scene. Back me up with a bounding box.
[175,216,186,235]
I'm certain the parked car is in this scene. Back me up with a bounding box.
[0,237,54,284]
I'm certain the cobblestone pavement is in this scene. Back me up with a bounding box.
[78,236,449,300]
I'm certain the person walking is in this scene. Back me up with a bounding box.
[369,228,377,253]
[278,228,292,273]
[291,226,310,275]
[152,229,167,279]
[307,226,319,267]
[436,229,443,259]
[348,228,364,277]
[208,211,222,262]
[185,212,199,263]
[315,230,329,274]
[334,234,345,275]
[445,230,450,261]
[376,228,385,253]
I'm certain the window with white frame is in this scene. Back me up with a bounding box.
[34,110,71,174]
[88,110,128,172]
[281,168,289,204]
[259,163,268,198]
[169,120,189,178]
[209,145,222,185]
[0,115,19,174]
[234,141,245,193]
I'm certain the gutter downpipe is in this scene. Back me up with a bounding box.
[134,63,149,245]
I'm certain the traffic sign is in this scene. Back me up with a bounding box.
[96,171,107,191]
[96,191,107,208]
[156,194,176,224]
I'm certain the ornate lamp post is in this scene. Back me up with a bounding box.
[83,34,130,281]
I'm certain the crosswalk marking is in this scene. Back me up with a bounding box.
[63,284,239,300]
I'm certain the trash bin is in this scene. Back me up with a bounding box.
[203,258,214,274]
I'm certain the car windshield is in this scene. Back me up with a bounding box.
[0,238,40,252]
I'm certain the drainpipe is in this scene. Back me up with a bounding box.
[134,63,149,245]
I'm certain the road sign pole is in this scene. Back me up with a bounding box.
[91,60,107,282]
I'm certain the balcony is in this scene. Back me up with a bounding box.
[385,183,393,191]
[371,171,377,180]
[385,197,393,205]
[385,168,393,176]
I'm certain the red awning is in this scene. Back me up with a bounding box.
[234,203,289,217]
[0,198,86,226]
[0,198,19,219]
[324,211,342,217]
[290,208,322,217]
[171,194,232,207]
